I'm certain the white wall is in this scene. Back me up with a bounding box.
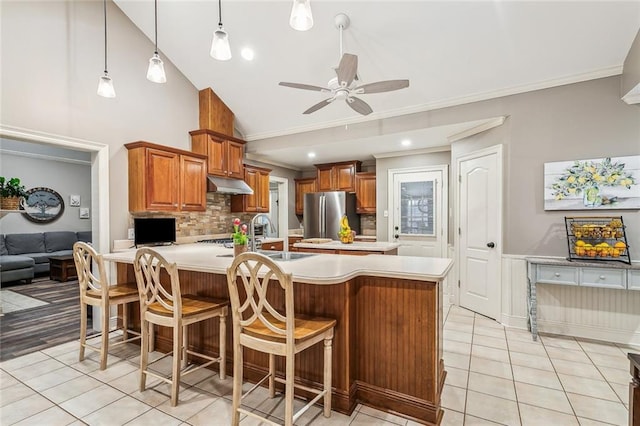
[0,0,199,241]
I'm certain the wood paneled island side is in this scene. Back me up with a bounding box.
[104,245,452,425]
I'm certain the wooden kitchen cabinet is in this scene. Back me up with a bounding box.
[261,240,284,251]
[288,235,303,252]
[356,172,376,213]
[189,129,245,179]
[294,178,317,215]
[125,141,207,213]
[315,160,361,192]
[231,165,271,213]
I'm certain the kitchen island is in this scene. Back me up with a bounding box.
[293,240,400,255]
[104,244,452,425]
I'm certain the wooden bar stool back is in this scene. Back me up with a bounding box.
[133,248,229,407]
[73,241,141,370]
[226,252,336,426]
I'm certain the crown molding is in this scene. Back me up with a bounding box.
[373,145,451,159]
[244,153,302,171]
[0,148,91,166]
[244,65,623,141]
[448,116,507,143]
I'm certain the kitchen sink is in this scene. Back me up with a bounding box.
[260,251,316,261]
[217,252,315,261]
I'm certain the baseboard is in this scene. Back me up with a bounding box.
[538,319,640,346]
[500,313,528,330]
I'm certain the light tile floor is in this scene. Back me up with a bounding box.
[0,289,48,314]
[0,305,637,425]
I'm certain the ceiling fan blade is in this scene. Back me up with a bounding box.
[354,79,410,94]
[279,82,330,93]
[347,96,373,116]
[303,98,334,114]
[336,53,358,88]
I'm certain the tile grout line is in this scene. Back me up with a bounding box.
[502,319,523,426]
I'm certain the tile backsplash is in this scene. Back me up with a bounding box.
[360,214,376,236]
[130,193,254,238]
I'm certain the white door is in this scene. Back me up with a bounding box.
[389,167,448,257]
[458,146,502,320]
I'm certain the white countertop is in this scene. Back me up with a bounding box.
[103,243,452,285]
[293,241,399,251]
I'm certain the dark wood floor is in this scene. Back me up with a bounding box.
[1,277,95,361]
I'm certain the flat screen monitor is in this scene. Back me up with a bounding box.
[134,217,176,246]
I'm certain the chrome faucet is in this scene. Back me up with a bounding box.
[250,213,275,252]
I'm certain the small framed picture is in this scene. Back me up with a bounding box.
[79,208,90,219]
[69,195,81,207]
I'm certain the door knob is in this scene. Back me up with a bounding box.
[487,242,495,248]
[394,226,399,231]
[394,234,399,239]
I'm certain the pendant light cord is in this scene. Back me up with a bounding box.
[154,0,158,54]
[103,0,108,73]
[339,24,343,58]
[218,0,223,28]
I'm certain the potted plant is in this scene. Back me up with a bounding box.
[0,177,28,210]
[231,217,248,256]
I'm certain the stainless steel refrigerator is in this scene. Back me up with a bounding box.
[303,191,360,240]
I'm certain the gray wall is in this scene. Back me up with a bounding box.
[376,151,451,241]
[622,30,640,98]
[0,140,92,234]
[1,0,199,241]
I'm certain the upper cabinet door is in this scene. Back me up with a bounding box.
[206,137,225,176]
[243,167,259,212]
[258,169,270,212]
[335,163,357,192]
[356,172,376,213]
[180,155,207,211]
[295,178,317,215]
[226,141,244,179]
[146,148,180,211]
[317,166,334,191]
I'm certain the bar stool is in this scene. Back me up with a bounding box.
[133,248,229,407]
[226,252,336,426]
[73,241,141,370]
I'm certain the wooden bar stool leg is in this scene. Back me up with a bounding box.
[231,341,242,426]
[79,301,87,362]
[284,352,295,426]
[324,337,333,417]
[182,325,188,369]
[122,303,129,341]
[140,319,149,392]
[100,304,109,370]
[149,324,155,353]
[268,354,276,398]
[219,315,226,380]
[170,324,182,407]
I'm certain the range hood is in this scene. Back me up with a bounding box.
[207,175,253,195]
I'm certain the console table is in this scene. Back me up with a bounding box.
[631,353,639,426]
[526,257,640,341]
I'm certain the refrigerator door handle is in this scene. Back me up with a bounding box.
[320,195,325,237]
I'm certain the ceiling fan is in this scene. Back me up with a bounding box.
[279,13,409,116]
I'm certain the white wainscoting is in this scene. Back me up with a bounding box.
[453,253,640,345]
[502,255,640,345]
[500,255,529,329]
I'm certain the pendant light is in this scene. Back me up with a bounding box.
[146,0,166,83]
[210,0,231,61]
[97,0,115,98]
[289,0,313,31]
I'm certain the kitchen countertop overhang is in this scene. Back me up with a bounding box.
[103,243,452,285]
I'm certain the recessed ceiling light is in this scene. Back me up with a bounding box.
[241,47,254,61]
[401,139,412,147]
[307,152,316,158]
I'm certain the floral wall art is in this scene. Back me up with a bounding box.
[544,155,639,211]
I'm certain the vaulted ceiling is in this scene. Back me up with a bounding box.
[115,1,640,167]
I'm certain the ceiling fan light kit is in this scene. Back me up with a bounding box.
[146,0,166,83]
[210,0,231,60]
[289,0,313,31]
[97,0,115,98]
[279,13,409,116]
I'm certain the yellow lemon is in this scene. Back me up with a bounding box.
[575,240,586,247]
[614,241,626,249]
